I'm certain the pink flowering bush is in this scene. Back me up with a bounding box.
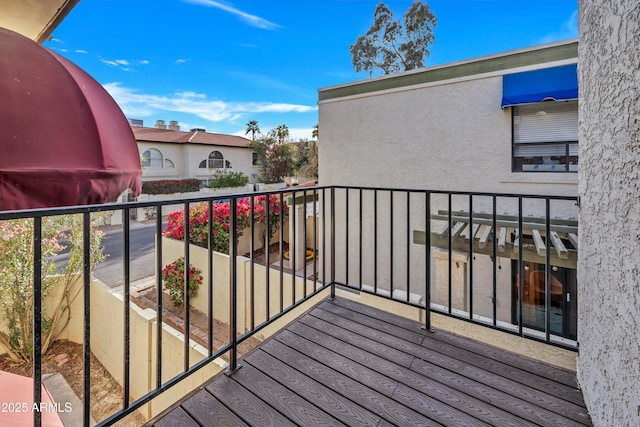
[162,257,203,306]
[163,196,288,254]
[0,215,105,362]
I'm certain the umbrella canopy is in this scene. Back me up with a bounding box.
[0,27,141,210]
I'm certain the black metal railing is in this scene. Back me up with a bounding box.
[327,186,579,348]
[0,185,578,426]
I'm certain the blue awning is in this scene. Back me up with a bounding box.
[501,64,578,108]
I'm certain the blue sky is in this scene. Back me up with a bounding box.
[45,0,578,141]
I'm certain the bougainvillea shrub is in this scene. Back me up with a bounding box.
[163,195,288,254]
[161,257,203,306]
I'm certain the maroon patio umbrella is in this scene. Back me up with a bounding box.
[0,27,142,211]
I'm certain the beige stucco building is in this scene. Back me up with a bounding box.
[318,40,580,345]
[318,39,579,196]
[133,122,261,184]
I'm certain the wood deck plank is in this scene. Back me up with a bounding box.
[181,389,250,427]
[297,314,415,367]
[273,329,493,427]
[148,297,591,427]
[333,297,579,388]
[321,300,589,423]
[276,326,399,396]
[151,406,200,427]
[316,301,424,343]
[263,337,441,427]
[419,334,585,407]
[229,363,347,427]
[246,349,382,427]
[421,329,579,388]
[206,374,297,427]
[411,357,590,427]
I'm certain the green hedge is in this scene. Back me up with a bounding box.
[208,171,249,189]
[141,179,202,195]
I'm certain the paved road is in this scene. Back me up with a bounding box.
[93,221,164,288]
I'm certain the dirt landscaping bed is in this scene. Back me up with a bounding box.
[0,340,146,426]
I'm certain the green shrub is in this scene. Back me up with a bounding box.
[142,179,201,195]
[208,170,249,189]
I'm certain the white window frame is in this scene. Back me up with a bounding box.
[512,100,578,173]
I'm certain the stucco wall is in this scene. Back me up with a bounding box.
[138,141,260,183]
[318,67,578,196]
[577,1,640,426]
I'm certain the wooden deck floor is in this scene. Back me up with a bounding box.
[149,297,592,427]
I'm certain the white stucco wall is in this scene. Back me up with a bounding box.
[577,1,640,426]
[318,48,580,340]
[318,62,578,196]
[138,142,260,183]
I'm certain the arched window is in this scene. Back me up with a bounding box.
[164,159,175,168]
[199,150,224,169]
[225,160,232,169]
[142,148,163,168]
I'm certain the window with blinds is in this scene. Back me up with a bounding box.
[512,100,578,172]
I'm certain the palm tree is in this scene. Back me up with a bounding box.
[245,120,260,141]
[312,123,319,140]
[276,124,289,144]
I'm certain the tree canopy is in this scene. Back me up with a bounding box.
[245,120,260,141]
[349,1,437,76]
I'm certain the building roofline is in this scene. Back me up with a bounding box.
[133,127,251,148]
[318,38,578,102]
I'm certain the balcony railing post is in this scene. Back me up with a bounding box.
[390,190,394,296]
[406,191,411,303]
[229,196,239,372]
[207,199,214,356]
[330,187,336,299]
[469,195,474,320]
[492,195,497,326]
[359,189,363,291]
[82,211,91,427]
[279,192,284,312]
[448,194,452,314]
[424,192,433,332]
[545,198,552,341]
[155,205,164,388]
[183,202,190,372]
[33,216,42,427]
[250,196,255,330]
[374,190,378,294]
[122,208,131,410]
[518,196,524,336]
[345,188,349,286]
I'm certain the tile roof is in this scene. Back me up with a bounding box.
[132,127,251,148]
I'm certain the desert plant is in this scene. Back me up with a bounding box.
[0,214,105,363]
[161,258,202,306]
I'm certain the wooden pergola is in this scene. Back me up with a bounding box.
[414,210,578,269]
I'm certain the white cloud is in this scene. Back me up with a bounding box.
[540,10,578,44]
[184,0,281,30]
[176,91,207,99]
[99,58,148,71]
[75,49,88,54]
[175,58,191,65]
[103,83,316,123]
